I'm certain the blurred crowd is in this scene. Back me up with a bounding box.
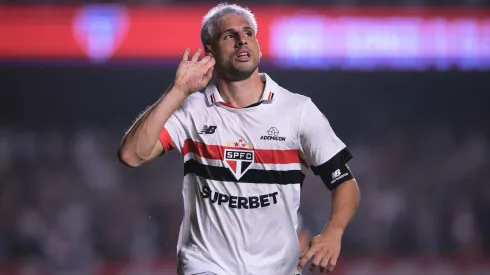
[1,0,489,273]
[0,118,488,271]
[0,0,488,6]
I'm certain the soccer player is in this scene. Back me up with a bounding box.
[118,3,360,275]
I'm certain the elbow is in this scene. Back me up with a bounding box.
[117,147,143,168]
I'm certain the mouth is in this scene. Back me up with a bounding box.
[235,50,251,61]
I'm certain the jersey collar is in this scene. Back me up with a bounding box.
[205,73,277,106]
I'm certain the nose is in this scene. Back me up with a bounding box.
[236,39,247,47]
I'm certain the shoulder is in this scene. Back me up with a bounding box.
[264,73,312,108]
[274,84,313,112]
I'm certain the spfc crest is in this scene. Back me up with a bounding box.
[224,139,254,180]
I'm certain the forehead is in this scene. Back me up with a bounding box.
[216,14,251,33]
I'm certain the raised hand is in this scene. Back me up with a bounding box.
[174,48,215,96]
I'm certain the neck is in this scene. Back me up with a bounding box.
[215,70,265,108]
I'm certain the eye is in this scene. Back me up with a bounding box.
[245,31,252,37]
[224,34,234,40]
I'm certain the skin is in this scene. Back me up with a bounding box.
[119,11,360,274]
[298,179,360,273]
[117,49,214,167]
[204,14,265,108]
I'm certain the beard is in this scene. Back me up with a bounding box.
[218,58,260,82]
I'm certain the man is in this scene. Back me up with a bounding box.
[118,3,360,275]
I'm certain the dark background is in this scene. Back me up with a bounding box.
[1,1,490,274]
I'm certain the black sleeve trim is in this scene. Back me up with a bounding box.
[310,147,354,191]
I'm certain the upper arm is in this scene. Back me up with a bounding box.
[157,105,188,156]
[299,99,354,190]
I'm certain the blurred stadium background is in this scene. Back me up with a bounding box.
[1,0,490,274]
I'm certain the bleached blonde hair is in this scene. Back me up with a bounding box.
[200,3,258,47]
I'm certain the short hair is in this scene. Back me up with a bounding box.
[200,3,258,47]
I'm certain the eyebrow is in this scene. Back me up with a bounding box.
[222,26,254,34]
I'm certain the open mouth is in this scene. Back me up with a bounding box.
[235,51,251,61]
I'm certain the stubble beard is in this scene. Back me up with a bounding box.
[221,59,259,82]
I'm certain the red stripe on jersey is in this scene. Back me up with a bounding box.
[268,92,273,100]
[211,94,216,103]
[220,102,238,109]
[158,127,174,152]
[182,139,305,165]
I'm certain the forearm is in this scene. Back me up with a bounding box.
[322,179,360,237]
[119,85,187,166]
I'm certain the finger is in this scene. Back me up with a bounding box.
[204,66,214,82]
[300,240,313,258]
[310,252,323,268]
[201,58,215,76]
[204,57,216,69]
[327,253,338,272]
[309,252,326,273]
[319,254,332,273]
[297,248,315,270]
[199,55,212,64]
[300,247,308,259]
[182,48,190,61]
[191,48,202,62]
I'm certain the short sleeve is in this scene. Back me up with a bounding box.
[158,106,188,154]
[299,99,353,190]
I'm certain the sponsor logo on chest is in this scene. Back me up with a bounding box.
[260,127,286,141]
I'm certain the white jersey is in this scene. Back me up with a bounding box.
[159,73,349,275]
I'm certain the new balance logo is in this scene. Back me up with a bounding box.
[199,125,217,134]
[331,169,347,184]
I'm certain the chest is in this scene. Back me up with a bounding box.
[188,106,300,151]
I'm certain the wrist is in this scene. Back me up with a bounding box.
[322,222,344,238]
[168,84,190,100]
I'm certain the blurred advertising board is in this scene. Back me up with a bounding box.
[0,5,488,70]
